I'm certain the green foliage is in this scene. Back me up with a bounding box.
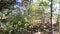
[40,1,50,7]
[0,0,59,34]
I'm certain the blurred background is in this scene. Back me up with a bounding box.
[0,0,60,34]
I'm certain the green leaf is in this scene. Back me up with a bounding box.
[40,1,50,7]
